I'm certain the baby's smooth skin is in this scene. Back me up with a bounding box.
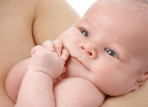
[6,0,148,107]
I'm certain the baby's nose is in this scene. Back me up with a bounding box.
[79,42,97,59]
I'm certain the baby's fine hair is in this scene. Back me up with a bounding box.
[98,0,148,24]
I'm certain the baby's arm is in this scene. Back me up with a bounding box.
[54,77,105,107]
[16,40,69,107]
[16,65,55,107]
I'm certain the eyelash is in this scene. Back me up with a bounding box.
[104,48,118,58]
[80,28,90,38]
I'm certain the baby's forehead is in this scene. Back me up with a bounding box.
[84,0,148,46]
[120,33,148,62]
[93,0,148,24]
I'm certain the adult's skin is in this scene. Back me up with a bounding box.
[101,81,148,107]
[0,0,148,107]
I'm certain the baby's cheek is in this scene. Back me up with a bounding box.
[90,70,120,96]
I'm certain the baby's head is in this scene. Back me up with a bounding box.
[58,0,148,96]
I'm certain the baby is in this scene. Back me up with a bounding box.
[5,0,148,106]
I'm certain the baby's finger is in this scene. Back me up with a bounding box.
[31,45,43,56]
[61,48,69,61]
[43,40,54,52]
[53,40,62,55]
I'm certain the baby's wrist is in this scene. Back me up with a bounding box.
[27,67,54,80]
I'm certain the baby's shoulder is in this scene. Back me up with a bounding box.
[54,77,105,107]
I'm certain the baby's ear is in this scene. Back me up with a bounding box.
[136,72,148,85]
[132,72,148,91]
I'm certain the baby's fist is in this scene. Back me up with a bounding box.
[29,45,69,80]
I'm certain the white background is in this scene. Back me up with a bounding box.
[67,0,97,16]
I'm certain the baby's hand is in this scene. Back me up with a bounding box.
[29,40,69,80]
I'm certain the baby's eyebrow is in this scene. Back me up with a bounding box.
[78,18,93,29]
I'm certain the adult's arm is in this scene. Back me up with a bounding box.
[101,81,148,107]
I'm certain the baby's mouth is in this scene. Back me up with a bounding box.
[70,56,90,71]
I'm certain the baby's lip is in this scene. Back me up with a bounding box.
[72,56,90,71]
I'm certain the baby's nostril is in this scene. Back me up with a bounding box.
[80,46,84,49]
[88,52,92,56]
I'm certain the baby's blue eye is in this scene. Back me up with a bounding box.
[105,48,118,58]
[80,29,90,38]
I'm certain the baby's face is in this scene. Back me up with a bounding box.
[58,1,148,96]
